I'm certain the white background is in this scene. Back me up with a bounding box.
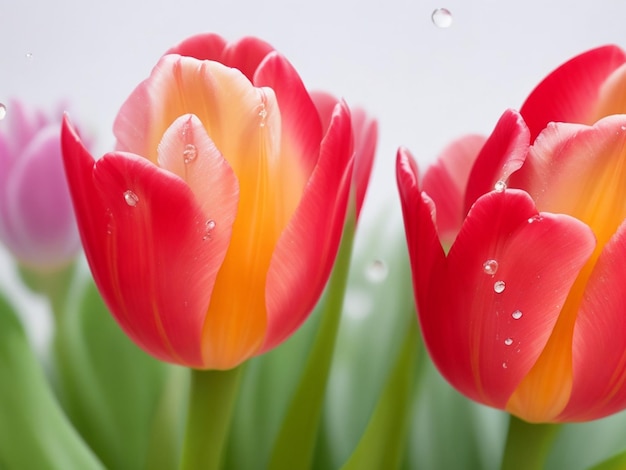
[1,0,626,336]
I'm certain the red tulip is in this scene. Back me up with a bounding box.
[397,45,626,422]
[61,33,358,370]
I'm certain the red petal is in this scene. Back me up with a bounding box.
[520,45,626,141]
[426,190,594,408]
[559,221,626,421]
[396,148,446,307]
[350,107,377,218]
[464,109,530,216]
[260,101,353,353]
[310,90,338,134]
[253,52,323,179]
[221,36,276,82]
[165,32,228,61]
[422,134,486,244]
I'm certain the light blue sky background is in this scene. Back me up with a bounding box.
[1,0,626,340]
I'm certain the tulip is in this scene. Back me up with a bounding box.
[62,33,356,370]
[0,100,80,271]
[397,44,626,423]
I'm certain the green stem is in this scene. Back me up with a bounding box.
[501,415,561,470]
[269,214,356,470]
[179,366,243,470]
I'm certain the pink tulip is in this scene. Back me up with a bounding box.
[62,33,365,370]
[0,100,80,271]
[397,45,626,422]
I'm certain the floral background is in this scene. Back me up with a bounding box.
[2,1,626,468]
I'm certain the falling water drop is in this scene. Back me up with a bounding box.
[25,52,33,59]
[482,259,498,275]
[494,280,506,293]
[183,144,197,163]
[431,8,453,28]
[0,103,6,120]
[512,310,523,320]
[366,260,388,283]
[124,190,139,207]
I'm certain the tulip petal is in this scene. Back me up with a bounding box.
[593,64,626,118]
[396,148,446,307]
[464,109,529,216]
[428,190,594,409]
[221,36,276,82]
[351,107,378,218]
[63,116,233,367]
[520,45,626,140]
[253,52,323,179]
[261,101,353,353]
[514,116,626,251]
[559,221,626,421]
[6,125,78,267]
[422,134,486,243]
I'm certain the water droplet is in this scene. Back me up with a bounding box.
[183,144,197,163]
[431,8,453,28]
[494,180,507,192]
[502,362,508,369]
[0,103,6,120]
[512,310,523,320]
[494,280,506,293]
[527,215,543,224]
[259,106,267,127]
[203,219,216,240]
[504,338,513,346]
[482,259,498,275]
[621,125,626,131]
[25,52,33,59]
[124,190,139,207]
[365,260,388,283]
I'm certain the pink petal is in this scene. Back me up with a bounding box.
[260,101,353,353]
[559,221,626,421]
[350,107,378,218]
[426,190,594,408]
[593,63,626,118]
[5,124,79,267]
[520,45,626,141]
[464,109,530,216]
[253,52,323,180]
[221,36,276,82]
[422,134,486,243]
[310,90,338,134]
[396,148,446,307]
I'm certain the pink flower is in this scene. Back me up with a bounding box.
[62,33,369,370]
[397,45,626,422]
[0,100,81,271]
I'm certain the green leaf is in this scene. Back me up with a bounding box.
[52,267,173,470]
[0,287,103,468]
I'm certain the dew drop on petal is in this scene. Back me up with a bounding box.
[0,103,6,120]
[366,259,388,283]
[431,8,453,28]
[494,280,506,293]
[482,259,498,275]
[512,310,523,320]
[504,338,513,346]
[203,219,216,240]
[183,143,197,163]
[124,190,139,207]
[502,362,508,369]
[528,215,543,224]
[494,180,507,192]
[259,106,267,128]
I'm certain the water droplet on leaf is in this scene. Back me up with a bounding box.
[494,280,506,293]
[482,259,498,275]
[183,144,197,163]
[366,260,388,283]
[512,310,523,320]
[124,190,139,207]
[432,8,453,28]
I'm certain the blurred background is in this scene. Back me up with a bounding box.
[2,1,626,468]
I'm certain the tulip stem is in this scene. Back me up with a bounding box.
[269,213,356,469]
[179,366,243,470]
[500,415,560,470]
